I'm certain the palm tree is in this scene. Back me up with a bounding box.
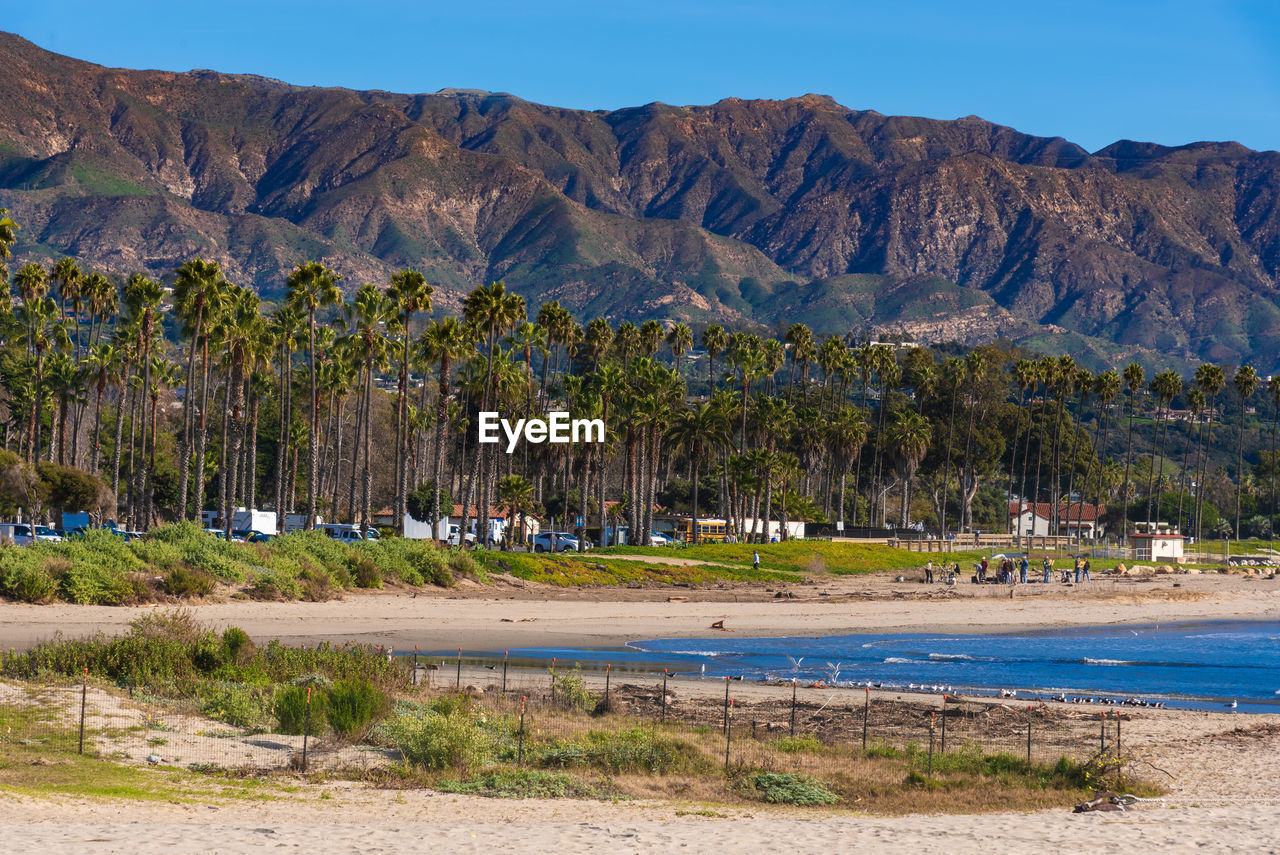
[667,322,693,375]
[669,401,731,544]
[1012,358,1040,545]
[826,405,868,533]
[639,320,664,358]
[1120,362,1146,541]
[123,274,164,529]
[85,342,121,474]
[593,363,626,546]
[1146,370,1183,531]
[462,281,525,545]
[701,324,727,388]
[19,296,64,463]
[496,475,535,550]
[269,305,303,530]
[1092,369,1122,535]
[0,208,17,283]
[285,261,343,529]
[886,410,931,527]
[1193,363,1226,540]
[583,317,613,375]
[420,317,474,536]
[1233,365,1259,539]
[386,269,434,531]
[172,258,228,520]
[342,285,391,531]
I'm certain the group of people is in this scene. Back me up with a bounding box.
[923,554,1092,584]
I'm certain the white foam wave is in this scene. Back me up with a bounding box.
[660,650,723,657]
[1082,658,1136,666]
[882,657,917,664]
[928,653,974,661]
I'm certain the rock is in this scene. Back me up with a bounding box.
[1156,565,1174,575]
[1115,563,1127,575]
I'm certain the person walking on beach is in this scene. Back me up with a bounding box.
[1073,555,1082,583]
[1082,556,1091,581]
[979,556,989,582]
[925,559,935,583]
[1042,557,1052,584]
[753,551,760,571]
[1019,556,1029,584]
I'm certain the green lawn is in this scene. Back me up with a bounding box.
[593,540,987,577]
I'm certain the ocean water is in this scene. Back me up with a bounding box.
[506,620,1280,713]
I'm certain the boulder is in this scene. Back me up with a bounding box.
[1156,565,1174,575]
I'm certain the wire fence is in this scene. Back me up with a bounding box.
[0,656,1129,784]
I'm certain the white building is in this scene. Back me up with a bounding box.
[1008,502,1107,538]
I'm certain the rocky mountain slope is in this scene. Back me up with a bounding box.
[0,33,1276,368]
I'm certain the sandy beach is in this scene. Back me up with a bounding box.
[2,570,1277,652]
[3,569,1279,853]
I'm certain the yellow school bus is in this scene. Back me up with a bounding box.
[673,518,730,542]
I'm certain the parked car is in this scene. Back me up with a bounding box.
[232,529,274,543]
[0,523,63,545]
[446,524,478,548]
[648,531,675,546]
[532,531,590,553]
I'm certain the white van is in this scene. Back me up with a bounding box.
[321,523,379,544]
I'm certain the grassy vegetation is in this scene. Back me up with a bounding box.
[0,522,460,605]
[593,540,985,577]
[480,550,800,586]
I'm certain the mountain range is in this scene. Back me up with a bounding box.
[0,32,1277,370]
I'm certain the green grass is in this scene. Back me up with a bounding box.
[593,540,985,577]
[435,769,613,799]
[480,551,799,586]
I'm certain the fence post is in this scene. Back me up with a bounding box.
[456,648,462,690]
[724,699,733,770]
[412,645,418,687]
[928,712,934,775]
[940,694,946,753]
[1116,713,1122,784]
[790,678,797,736]
[78,667,87,755]
[605,663,611,708]
[518,696,526,766]
[1100,711,1106,756]
[302,685,312,773]
[862,686,870,750]
[661,670,668,723]
[502,651,509,695]
[1026,705,1032,765]
[723,677,730,733]
[549,657,556,705]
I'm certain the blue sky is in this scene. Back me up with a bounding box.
[9,1,1279,152]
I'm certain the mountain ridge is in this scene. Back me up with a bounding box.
[0,32,1277,370]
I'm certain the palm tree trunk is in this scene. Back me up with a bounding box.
[194,339,212,524]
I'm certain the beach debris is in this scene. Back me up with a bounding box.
[667,596,689,603]
[1073,792,1127,812]
[709,619,732,631]
[146,753,164,765]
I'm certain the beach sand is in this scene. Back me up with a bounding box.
[2,569,1279,853]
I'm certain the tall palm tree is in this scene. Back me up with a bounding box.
[1120,362,1146,541]
[667,322,693,375]
[285,261,343,529]
[583,317,613,375]
[461,281,525,545]
[668,400,731,544]
[420,317,474,535]
[593,363,626,546]
[1146,370,1183,531]
[886,410,931,527]
[701,324,727,389]
[123,274,164,529]
[172,258,228,520]
[386,269,434,530]
[1092,369,1122,535]
[826,405,868,532]
[343,285,391,531]
[1193,363,1226,540]
[496,475,535,550]
[1012,359,1040,545]
[1233,365,1258,539]
[85,341,121,474]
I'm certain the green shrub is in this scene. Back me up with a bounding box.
[436,769,605,799]
[221,626,251,661]
[538,727,704,774]
[326,678,388,738]
[273,685,328,735]
[448,551,484,581]
[200,682,268,730]
[773,734,823,753]
[550,666,595,712]
[58,557,137,604]
[387,707,491,772]
[164,565,216,598]
[0,549,56,603]
[749,772,840,806]
[351,556,382,588]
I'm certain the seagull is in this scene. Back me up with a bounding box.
[701,664,706,676]
[1226,700,1238,709]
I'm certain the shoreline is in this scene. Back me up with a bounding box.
[2,572,1277,652]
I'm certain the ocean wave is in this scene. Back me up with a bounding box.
[657,650,724,657]
[1081,658,1137,666]
[928,653,975,661]
[882,657,919,664]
